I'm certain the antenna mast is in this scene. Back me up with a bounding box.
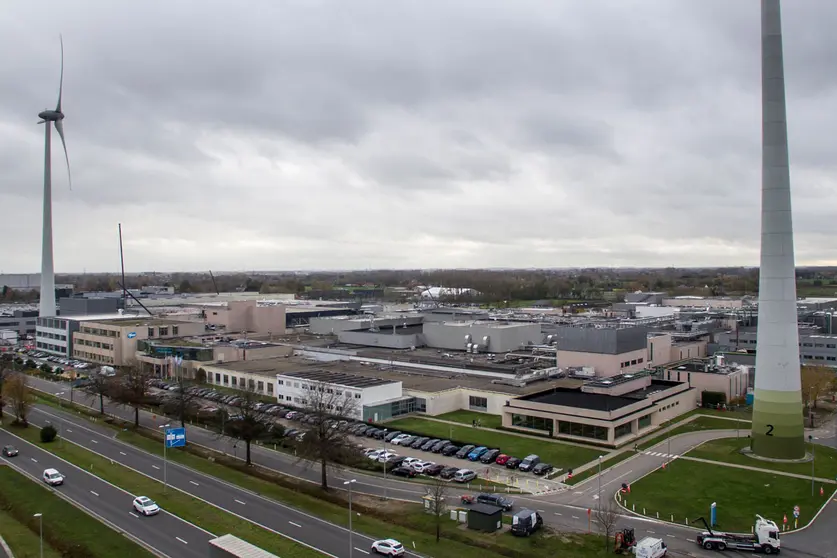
[118,223,127,307]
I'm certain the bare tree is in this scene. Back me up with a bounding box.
[219,383,271,466]
[595,500,620,552]
[425,477,449,543]
[4,373,31,426]
[84,372,114,415]
[110,363,152,428]
[166,372,199,428]
[0,354,14,423]
[294,381,360,490]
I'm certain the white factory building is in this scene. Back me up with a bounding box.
[275,369,403,421]
[422,321,542,353]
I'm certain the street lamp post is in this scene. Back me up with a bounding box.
[383,428,388,501]
[33,513,43,558]
[344,479,357,558]
[597,455,603,516]
[809,435,815,496]
[160,423,170,493]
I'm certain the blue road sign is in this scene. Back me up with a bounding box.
[127,332,137,339]
[710,502,717,526]
[165,427,186,448]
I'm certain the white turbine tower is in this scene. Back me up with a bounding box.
[37,36,72,318]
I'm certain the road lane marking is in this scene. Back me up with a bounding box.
[152,465,160,470]
[354,548,370,555]
[687,539,695,542]
[90,491,99,497]
[190,481,199,486]
[666,534,675,538]
[554,512,562,516]
[176,537,188,544]
[647,530,655,534]
[536,509,545,513]
[235,499,246,505]
[66,429,72,433]
[572,515,579,519]
[129,512,139,518]
[30,458,37,463]
[119,451,126,456]
[90,440,98,444]
[289,521,302,527]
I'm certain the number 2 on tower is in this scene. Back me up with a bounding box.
[766,424,774,436]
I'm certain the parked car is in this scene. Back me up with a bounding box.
[410,436,429,449]
[476,493,514,511]
[384,431,403,442]
[453,469,477,483]
[441,444,460,457]
[440,466,459,479]
[371,539,405,556]
[132,496,160,516]
[1,445,19,457]
[431,440,451,453]
[392,435,415,446]
[532,463,554,476]
[388,456,409,468]
[412,461,436,474]
[425,464,445,476]
[420,439,440,451]
[510,509,543,537]
[390,466,417,478]
[372,429,387,440]
[400,457,421,468]
[518,454,541,472]
[467,446,488,461]
[366,449,386,460]
[377,451,399,463]
[494,454,510,466]
[455,445,476,459]
[42,468,64,486]
[480,449,501,464]
[505,457,522,469]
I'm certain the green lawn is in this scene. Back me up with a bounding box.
[625,461,827,532]
[0,508,63,558]
[434,410,503,429]
[565,452,632,485]
[3,424,323,558]
[0,466,151,558]
[638,416,747,451]
[687,437,837,481]
[385,417,603,470]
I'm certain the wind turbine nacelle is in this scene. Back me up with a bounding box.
[38,110,64,122]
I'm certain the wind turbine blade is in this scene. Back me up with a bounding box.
[54,120,72,191]
[56,35,64,112]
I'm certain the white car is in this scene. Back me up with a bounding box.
[412,460,436,473]
[367,449,385,460]
[42,468,64,486]
[453,469,477,483]
[132,496,160,516]
[401,457,421,467]
[390,434,412,446]
[371,539,405,556]
[377,451,398,463]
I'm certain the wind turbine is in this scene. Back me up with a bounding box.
[37,35,72,318]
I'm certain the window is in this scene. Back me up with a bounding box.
[415,397,427,413]
[638,414,652,429]
[827,344,836,349]
[172,326,179,335]
[468,396,488,411]
[159,327,169,336]
[614,422,632,439]
[248,379,255,389]
[803,343,813,347]
[827,357,836,362]
[267,383,274,394]
[557,420,607,440]
[630,359,637,366]
[231,376,237,386]
[257,381,264,392]
[637,357,644,364]
[223,374,229,385]
[277,394,284,400]
[148,328,155,337]
[354,393,361,399]
[277,379,284,385]
[512,414,553,433]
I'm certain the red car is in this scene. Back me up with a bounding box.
[495,454,510,466]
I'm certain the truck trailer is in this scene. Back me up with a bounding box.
[693,515,780,554]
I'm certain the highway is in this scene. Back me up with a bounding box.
[27,375,830,557]
[0,429,213,558]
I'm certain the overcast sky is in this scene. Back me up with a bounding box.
[1,0,835,273]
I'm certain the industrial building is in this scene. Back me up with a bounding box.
[35,297,125,357]
[503,371,695,446]
[715,327,837,367]
[0,307,38,336]
[552,325,650,376]
[422,321,542,353]
[73,317,205,366]
[661,356,750,404]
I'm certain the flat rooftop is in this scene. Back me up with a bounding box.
[520,388,638,412]
[90,317,190,327]
[280,369,396,389]
[431,320,536,329]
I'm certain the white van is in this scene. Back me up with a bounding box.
[453,469,476,483]
[634,537,667,558]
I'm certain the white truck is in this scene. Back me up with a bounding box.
[694,515,781,554]
[634,536,667,558]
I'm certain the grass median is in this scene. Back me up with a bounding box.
[0,465,151,558]
[687,437,837,480]
[434,410,503,429]
[623,460,827,533]
[637,416,746,451]
[2,423,324,558]
[385,417,602,471]
[27,395,616,557]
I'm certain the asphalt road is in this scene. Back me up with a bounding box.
[0,429,212,558]
[21,402,420,558]
[28,376,831,557]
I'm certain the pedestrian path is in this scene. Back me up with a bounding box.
[641,450,680,460]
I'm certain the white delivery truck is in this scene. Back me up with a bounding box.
[694,515,780,554]
[634,537,667,558]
